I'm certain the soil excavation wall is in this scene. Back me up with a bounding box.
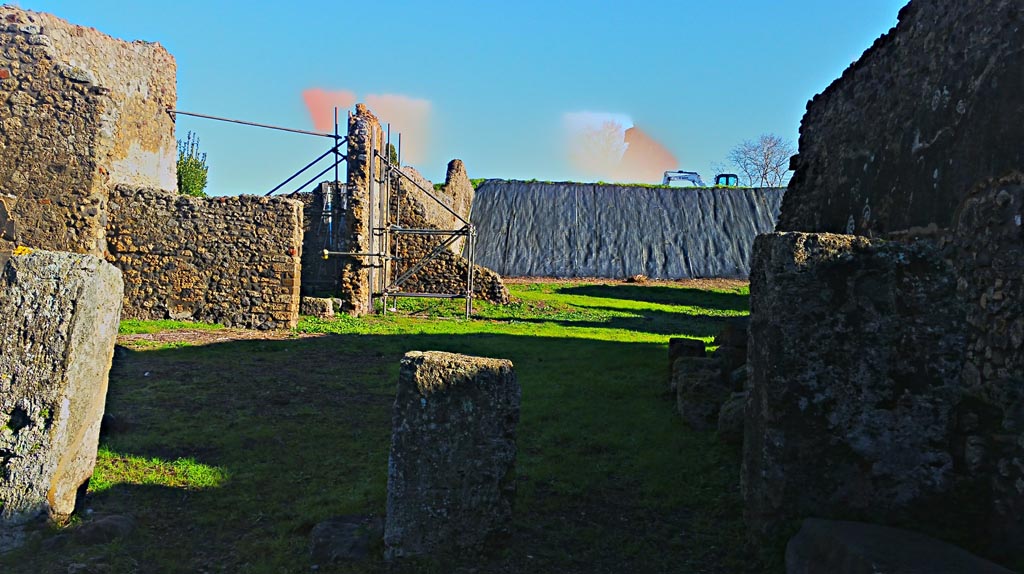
[471,181,784,279]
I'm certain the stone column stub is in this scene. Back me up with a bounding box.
[384,350,521,560]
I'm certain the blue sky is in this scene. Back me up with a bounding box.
[24,1,905,195]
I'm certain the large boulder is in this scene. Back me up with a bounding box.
[0,250,123,524]
[786,519,1014,574]
[384,351,520,560]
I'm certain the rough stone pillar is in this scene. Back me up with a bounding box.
[339,104,384,316]
[385,351,521,560]
[0,250,123,525]
[440,159,474,254]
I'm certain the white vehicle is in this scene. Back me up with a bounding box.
[662,171,740,187]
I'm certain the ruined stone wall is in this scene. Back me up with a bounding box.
[0,8,304,330]
[779,0,1023,235]
[743,233,967,542]
[390,162,509,304]
[106,186,303,329]
[0,7,175,256]
[745,0,1024,564]
[18,9,177,190]
[336,104,508,314]
[950,174,1024,553]
[297,182,346,296]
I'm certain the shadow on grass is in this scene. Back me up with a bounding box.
[555,284,749,312]
[3,331,749,574]
[510,306,730,338]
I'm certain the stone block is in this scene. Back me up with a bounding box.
[300,296,334,319]
[0,250,123,525]
[711,345,746,375]
[668,337,706,380]
[743,232,966,544]
[673,356,728,431]
[71,514,135,546]
[786,519,1014,574]
[717,391,747,446]
[712,316,749,349]
[384,351,520,560]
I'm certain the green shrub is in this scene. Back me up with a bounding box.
[176,131,208,197]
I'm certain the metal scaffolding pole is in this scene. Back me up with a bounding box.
[367,128,377,315]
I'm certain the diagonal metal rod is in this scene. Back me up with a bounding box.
[286,157,346,197]
[168,108,344,139]
[379,151,470,226]
[390,230,464,288]
[388,226,469,236]
[265,146,344,196]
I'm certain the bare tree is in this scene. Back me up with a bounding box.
[726,134,795,187]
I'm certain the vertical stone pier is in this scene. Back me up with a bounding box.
[338,104,384,316]
[384,351,521,559]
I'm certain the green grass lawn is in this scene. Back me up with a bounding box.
[3,281,756,573]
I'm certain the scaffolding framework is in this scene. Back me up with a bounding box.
[323,126,478,318]
[169,106,478,317]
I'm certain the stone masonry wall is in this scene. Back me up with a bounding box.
[390,161,509,304]
[746,0,1024,564]
[336,104,508,315]
[778,0,1023,236]
[743,233,967,542]
[297,182,346,296]
[0,7,175,256]
[18,9,177,190]
[106,186,303,329]
[951,174,1024,553]
[0,8,303,330]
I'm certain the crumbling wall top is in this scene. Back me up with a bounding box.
[0,6,177,191]
[779,0,1024,236]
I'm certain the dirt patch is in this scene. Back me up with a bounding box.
[118,328,321,348]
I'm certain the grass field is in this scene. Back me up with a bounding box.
[2,280,758,573]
